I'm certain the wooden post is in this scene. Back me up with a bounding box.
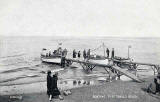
[128,45,131,59]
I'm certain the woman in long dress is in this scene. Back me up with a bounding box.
[47,70,52,100]
[51,72,63,100]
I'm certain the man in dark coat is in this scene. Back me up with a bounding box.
[47,70,52,99]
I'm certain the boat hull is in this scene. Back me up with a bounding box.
[89,59,109,65]
[41,57,61,64]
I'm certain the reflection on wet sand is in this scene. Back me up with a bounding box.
[58,79,98,90]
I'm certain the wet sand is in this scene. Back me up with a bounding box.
[0,76,159,102]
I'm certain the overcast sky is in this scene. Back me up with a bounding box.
[0,0,160,37]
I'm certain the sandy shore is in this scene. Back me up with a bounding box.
[0,76,160,102]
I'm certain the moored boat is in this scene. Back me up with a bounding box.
[41,43,67,64]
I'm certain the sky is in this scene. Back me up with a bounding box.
[0,0,160,37]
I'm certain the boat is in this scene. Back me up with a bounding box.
[88,43,111,65]
[89,54,110,65]
[41,43,67,64]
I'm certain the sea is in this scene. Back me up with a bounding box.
[0,36,160,89]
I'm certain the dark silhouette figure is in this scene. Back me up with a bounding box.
[78,51,81,58]
[47,70,52,97]
[49,51,51,57]
[154,78,159,94]
[61,50,66,68]
[61,56,65,68]
[155,75,160,93]
[111,48,114,59]
[49,72,64,100]
[51,73,61,97]
[106,48,109,58]
[87,49,91,59]
[83,49,86,59]
[73,49,77,58]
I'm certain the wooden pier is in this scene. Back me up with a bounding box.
[65,57,143,83]
[112,59,160,75]
[112,66,143,82]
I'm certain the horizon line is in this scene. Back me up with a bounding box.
[0,35,160,38]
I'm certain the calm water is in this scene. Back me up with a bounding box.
[0,36,160,87]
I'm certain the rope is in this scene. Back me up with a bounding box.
[66,43,107,56]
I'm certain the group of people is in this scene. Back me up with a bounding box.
[47,70,63,101]
[106,48,115,58]
[42,47,68,58]
[73,49,91,59]
[72,48,114,59]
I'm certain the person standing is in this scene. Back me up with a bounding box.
[73,49,77,58]
[83,49,86,59]
[111,48,114,59]
[61,49,67,68]
[61,56,65,68]
[49,51,51,57]
[51,72,63,100]
[106,48,110,58]
[87,49,91,59]
[78,51,81,58]
[47,70,52,101]
[156,74,160,93]
[63,48,68,57]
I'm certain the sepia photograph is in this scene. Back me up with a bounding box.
[0,0,160,102]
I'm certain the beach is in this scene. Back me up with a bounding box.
[1,0,160,101]
[0,36,160,102]
[0,76,160,102]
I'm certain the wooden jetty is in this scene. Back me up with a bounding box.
[42,43,159,83]
[65,57,143,83]
[112,66,143,82]
[112,59,160,75]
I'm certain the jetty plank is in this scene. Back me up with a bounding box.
[65,57,111,67]
[112,66,143,83]
[113,59,159,66]
[65,57,142,83]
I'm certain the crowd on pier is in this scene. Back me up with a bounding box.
[72,48,115,59]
